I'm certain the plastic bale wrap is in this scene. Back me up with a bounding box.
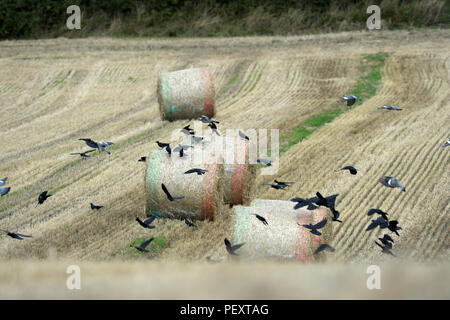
[231,199,333,262]
[157,68,215,121]
[145,148,224,221]
[222,136,257,205]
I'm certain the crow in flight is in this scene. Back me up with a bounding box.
[314,244,335,255]
[197,115,219,124]
[161,183,184,202]
[239,130,250,141]
[156,141,170,149]
[375,241,395,256]
[379,176,406,192]
[133,238,154,253]
[380,105,402,111]
[340,166,357,175]
[0,177,7,186]
[253,214,268,226]
[208,122,220,136]
[300,218,328,236]
[181,125,195,135]
[185,218,197,227]
[340,94,360,107]
[0,186,10,197]
[257,159,272,166]
[224,238,245,256]
[367,208,389,221]
[184,168,208,175]
[0,229,32,240]
[136,216,156,229]
[378,234,394,249]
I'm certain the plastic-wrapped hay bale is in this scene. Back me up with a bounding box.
[157,68,215,121]
[231,199,333,262]
[222,137,257,205]
[145,149,224,221]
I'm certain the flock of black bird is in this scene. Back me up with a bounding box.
[1,92,448,260]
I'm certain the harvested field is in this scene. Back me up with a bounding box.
[0,29,448,298]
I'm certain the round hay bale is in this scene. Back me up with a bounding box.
[145,149,224,221]
[222,137,257,206]
[157,67,215,121]
[231,199,333,262]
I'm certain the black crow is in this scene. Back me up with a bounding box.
[253,214,268,225]
[156,141,170,149]
[290,198,318,210]
[375,241,395,256]
[136,216,156,229]
[340,166,357,175]
[138,156,147,162]
[300,218,328,236]
[274,180,293,187]
[387,220,402,236]
[366,216,389,231]
[367,208,389,221]
[257,159,272,166]
[184,168,208,175]
[79,138,98,149]
[181,125,195,135]
[265,183,288,190]
[378,234,394,249]
[0,229,32,240]
[331,207,342,223]
[224,238,245,256]
[36,191,51,207]
[314,244,335,255]
[161,183,184,201]
[208,122,220,136]
[133,238,154,253]
[185,218,196,227]
[90,203,103,210]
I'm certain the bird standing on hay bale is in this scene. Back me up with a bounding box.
[339,94,360,107]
